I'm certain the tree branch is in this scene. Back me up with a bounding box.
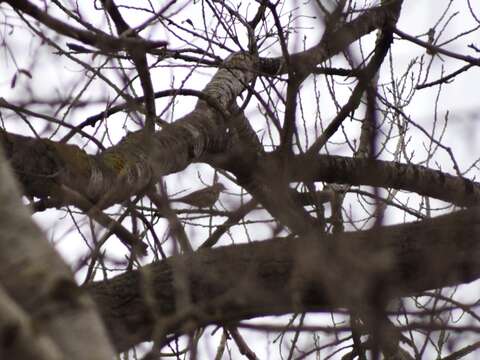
[4,0,167,52]
[291,154,480,207]
[87,206,480,351]
[0,145,115,359]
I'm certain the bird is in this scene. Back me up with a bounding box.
[171,183,225,208]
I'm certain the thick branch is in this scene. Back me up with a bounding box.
[87,207,480,351]
[291,154,480,207]
[0,146,115,359]
[258,1,403,75]
[0,107,228,207]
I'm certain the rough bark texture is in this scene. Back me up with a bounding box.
[292,154,480,207]
[88,207,480,351]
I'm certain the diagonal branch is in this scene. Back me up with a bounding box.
[258,1,404,76]
[4,0,167,52]
[0,146,115,359]
[305,17,395,156]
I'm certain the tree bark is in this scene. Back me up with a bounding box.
[0,147,115,359]
[88,207,480,351]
